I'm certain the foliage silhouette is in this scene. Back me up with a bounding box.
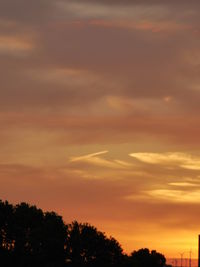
[0,199,169,267]
[0,200,66,266]
[128,248,166,267]
[0,200,14,266]
[66,221,124,267]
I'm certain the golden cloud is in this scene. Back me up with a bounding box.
[0,35,34,54]
[69,151,132,169]
[129,152,200,170]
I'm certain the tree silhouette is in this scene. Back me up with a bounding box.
[0,200,14,266]
[0,199,170,267]
[65,221,124,267]
[0,200,67,267]
[41,211,67,266]
[129,248,166,267]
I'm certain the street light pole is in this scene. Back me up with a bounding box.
[189,250,192,267]
[179,252,185,267]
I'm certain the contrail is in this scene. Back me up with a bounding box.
[70,150,109,162]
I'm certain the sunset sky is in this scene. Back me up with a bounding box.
[1,0,200,259]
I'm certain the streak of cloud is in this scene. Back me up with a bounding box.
[168,182,197,187]
[129,152,200,170]
[69,151,132,170]
[70,150,109,162]
[146,189,200,203]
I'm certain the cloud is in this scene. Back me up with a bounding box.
[74,19,189,34]
[72,0,199,4]
[2,112,200,147]
[0,1,200,116]
[69,151,132,170]
[70,150,108,162]
[106,95,175,115]
[129,152,200,170]
[0,0,56,24]
[57,1,161,20]
[0,35,34,55]
[168,182,197,187]
[146,189,200,203]
[71,0,200,9]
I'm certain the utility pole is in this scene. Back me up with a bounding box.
[189,250,192,267]
[172,259,178,267]
[199,235,200,267]
[185,258,187,267]
[180,252,185,267]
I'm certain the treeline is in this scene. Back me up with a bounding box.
[0,200,170,267]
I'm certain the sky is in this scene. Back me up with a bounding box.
[1,0,200,259]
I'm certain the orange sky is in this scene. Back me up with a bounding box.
[1,0,200,259]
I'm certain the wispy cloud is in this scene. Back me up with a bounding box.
[0,35,34,55]
[69,151,132,169]
[129,152,200,170]
[70,150,109,162]
[57,1,164,20]
[168,182,197,187]
[147,189,200,203]
[126,187,200,203]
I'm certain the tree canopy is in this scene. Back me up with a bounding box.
[66,221,123,267]
[128,248,166,267]
[0,200,66,266]
[0,199,169,267]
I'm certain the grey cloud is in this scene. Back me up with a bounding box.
[1,22,198,113]
[71,0,200,7]
[0,0,200,114]
[0,0,200,146]
[0,0,56,24]
[1,113,200,148]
